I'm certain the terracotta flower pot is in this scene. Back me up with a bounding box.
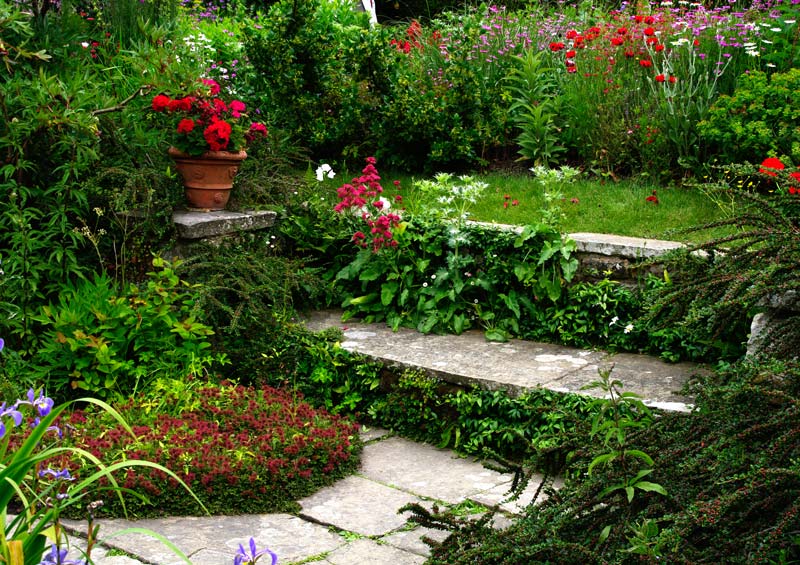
[168,147,247,211]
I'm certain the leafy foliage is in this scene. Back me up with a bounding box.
[29,259,221,401]
[420,359,800,564]
[698,68,800,165]
[648,178,799,359]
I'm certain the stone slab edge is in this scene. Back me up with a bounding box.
[468,223,685,260]
[173,209,277,239]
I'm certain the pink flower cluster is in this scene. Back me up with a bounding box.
[334,157,401,251]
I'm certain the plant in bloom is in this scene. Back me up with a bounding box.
[233,538,277,565]
[334,157,402,252]
[758,157,800,195]
[315,163,336,181]
[150,78,267,156]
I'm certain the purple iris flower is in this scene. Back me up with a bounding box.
[233,538,277,565]
[0,401,23,439]
[38,545,87,565]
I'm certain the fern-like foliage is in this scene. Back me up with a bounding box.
[648,184,799,358]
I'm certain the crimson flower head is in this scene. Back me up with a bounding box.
[790,171,800,186]
[655,74,666,83]
[230,100,246,118]
[759,157,785,177]
[549,42,565,52]
[639,59,653,68]
[151,94,171,112]
[644,27,656,36]
[204,120,232,151]
[176,119,195,134]
[611,36,625,46]
[201,78,221,95]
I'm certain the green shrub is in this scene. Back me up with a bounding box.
[29,258,221,401]
[58,382,362,517]
[698,68,800,166]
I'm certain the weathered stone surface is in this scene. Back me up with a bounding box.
[359,437,510,503]
[173,209,277,239]
[323,538,427,565]
[303,310,696,411]
[570,232,684,259]
[381,526,451,557]
[299,475,420,537]
[62,514,342,565]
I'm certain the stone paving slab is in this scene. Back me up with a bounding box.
[63,514,343,565]
[302,310,697,411]
[322,538,427,565]
[299,475,420,537]
[358,437,512,503]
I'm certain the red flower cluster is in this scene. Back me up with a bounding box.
[390,19,440,54]
[53,384,361,516]
[335,157,402,251]
[551,13,675,83]
[150,79,267,156]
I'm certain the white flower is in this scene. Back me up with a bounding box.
[610,316,619,326]
[431,274,436,280]
[785,20,796,25]
[315,163,335,181]
[81,42,89,48]
[422,282,428,287]
[624,323,634,334]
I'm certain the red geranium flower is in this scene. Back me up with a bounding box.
[204,120,232,151]
[151,94,171,112]
[176,119,195,134]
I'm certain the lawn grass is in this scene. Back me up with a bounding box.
[372,171,734,244]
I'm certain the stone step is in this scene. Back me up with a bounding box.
[302,310,698,412]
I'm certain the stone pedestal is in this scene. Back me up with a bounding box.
[171,209,278,256]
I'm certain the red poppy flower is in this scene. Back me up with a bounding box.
[790,171,800,186]
[625,49,635,58]
[759,157,784,177]
[566,49,576,58]
[617,27,628,35]
[611,36,625,46]
[566,29,578,39]
[668,75,677,83]
[655,74,666,82]
[693,39,700,47]
[550,42,566,51]
[639,59,653,67]
[644,27,656,36]
[646,37,659,45]
[634,15,644,23]
[654,44,665,52]
[645,16,655,24]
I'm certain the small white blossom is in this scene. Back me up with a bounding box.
[610,316,619,326]
[624,323,634,334]
[315,163,336,181]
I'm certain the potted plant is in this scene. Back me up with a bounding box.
[150,79,268,210]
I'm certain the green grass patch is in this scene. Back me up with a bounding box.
[324,169,734,243]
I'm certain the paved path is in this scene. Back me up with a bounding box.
[60,311,700,563]
[63,430,549,564]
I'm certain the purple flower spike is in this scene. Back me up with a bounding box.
[233,538,277,565]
